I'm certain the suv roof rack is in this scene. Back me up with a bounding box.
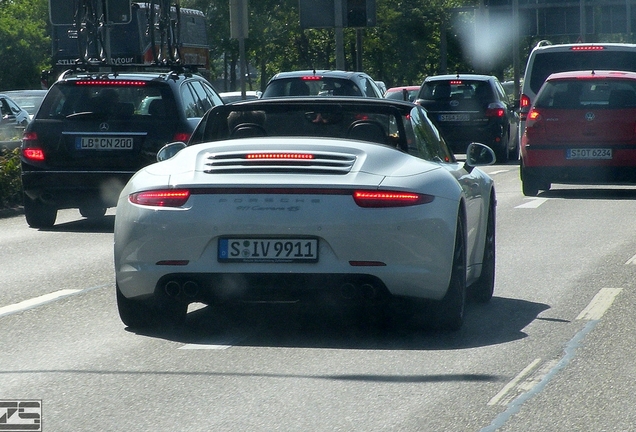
[46,62,200,85]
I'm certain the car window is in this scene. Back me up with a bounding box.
[494,80,508,103]
[180,83,204,118]
[407,106,455,162]
[37,82,172,119]
[263,78,364,97]
[535,79,636,109]
[201,81,224,106]
[362,78,381,97]
[191,103,411,152]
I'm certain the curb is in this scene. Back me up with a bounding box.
[0,206,24,219]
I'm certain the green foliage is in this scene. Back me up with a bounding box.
[0,0,51,90]
[183,0,475,90]
[0,148,22,209]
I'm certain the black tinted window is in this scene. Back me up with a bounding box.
[529,50,636,95]
[39,82,173,118]
[420,80,494,106]
[535,79,636,109]
[263,78,364,97]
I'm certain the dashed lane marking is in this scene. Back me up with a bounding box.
[482,287,623,431]
[576,288,623,321]
[0,289,82,318]
[515,198,548,209]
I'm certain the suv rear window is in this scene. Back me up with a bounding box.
[262,78,364,97]
[535,79,636,109]
[529,51,636,95]
[38,82,176,119]
[419,80,494,105]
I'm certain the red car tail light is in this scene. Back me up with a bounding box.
[485,104,505,118]
[129,189,191,207]
[173,132,191,142]
[245,153,314,160]
[352,190,434,207]
[570,45,604,51]
[301,76,322,81]
[520,94,531,111]
[21,132,45,161]
[74,80,147,86]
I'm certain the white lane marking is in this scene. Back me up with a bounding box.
[515,198,548,209]
[488,358,541,406]
[625,254,636,265]
[576,288,622,321]
[0,289,82,318]
[488,170,510,175]
[179,343,233,350]
[488,358,560,407]
[482,320,599,432]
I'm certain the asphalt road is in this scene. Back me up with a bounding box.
[2,164,636,431]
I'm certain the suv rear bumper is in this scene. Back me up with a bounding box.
[522,166,636,184]
[21,170,135,209]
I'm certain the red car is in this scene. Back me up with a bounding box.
[520,70,636,196]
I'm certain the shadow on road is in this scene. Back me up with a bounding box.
[540,187,636,200]
[131,296,550,351]
[39,215,115,233]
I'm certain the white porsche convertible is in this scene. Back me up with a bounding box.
[114,98,496,331]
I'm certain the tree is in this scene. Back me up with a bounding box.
[0,0,50,90]
[182,0,474,91]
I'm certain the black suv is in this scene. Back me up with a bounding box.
[20,68,223,228]
[261,70,384,98]
[416,74,519,162]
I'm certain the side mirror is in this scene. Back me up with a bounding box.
[157,141,186,161]
[465,142,496,167]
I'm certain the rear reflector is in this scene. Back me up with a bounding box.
[129,189,191,207]
[353,190,434,207]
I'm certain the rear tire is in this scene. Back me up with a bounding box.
[116,284,188,329]
[427,215,467,331]
[469,199,495,303]
[23,194,57,228]
[520,160,540,196]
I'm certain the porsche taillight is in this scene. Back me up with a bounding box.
[352,190,434,207]
[129,189,191,207]
[22,132,45,161]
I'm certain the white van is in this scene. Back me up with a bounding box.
[519,41,636,143]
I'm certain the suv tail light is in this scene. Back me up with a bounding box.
[173,132,191,142]
[485,104,505,118]
[519,94,531,117]
[22,132,45,161]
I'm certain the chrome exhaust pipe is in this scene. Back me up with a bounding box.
[164,280,180,297]
[182,280,199,297]
[340,283,357,300]
[360,283,377,299]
